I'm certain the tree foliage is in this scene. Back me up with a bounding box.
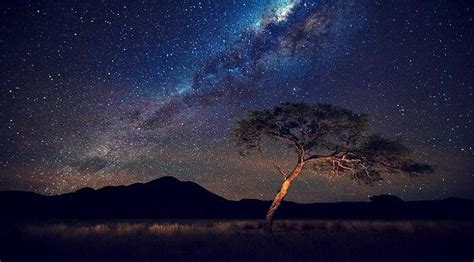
[232,103,432,183]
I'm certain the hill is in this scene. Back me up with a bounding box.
[1,176,473,220]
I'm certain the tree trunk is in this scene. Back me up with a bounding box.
[264,159,305,232]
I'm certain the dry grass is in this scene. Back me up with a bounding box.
[1,220,473,261]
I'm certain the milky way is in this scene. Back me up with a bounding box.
[1,0,473,202]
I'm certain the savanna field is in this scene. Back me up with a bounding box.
[1,220,473,262]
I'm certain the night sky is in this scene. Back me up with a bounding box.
[1,0,473,202]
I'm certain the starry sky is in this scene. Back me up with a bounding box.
[0,0,473,202]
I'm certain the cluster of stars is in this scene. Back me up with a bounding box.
[0,0,472,202]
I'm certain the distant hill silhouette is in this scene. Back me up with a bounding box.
[1,176,473,220]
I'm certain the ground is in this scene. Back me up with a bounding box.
[0,220,473,261]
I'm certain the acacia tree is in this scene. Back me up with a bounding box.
[232,103,432,231]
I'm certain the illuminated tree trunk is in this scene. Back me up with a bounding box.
[264,159,305,232]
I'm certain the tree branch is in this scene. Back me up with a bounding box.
[274,165,288,180]
[267,132,305,158]
[304,151,339,162]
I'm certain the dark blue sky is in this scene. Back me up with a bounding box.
[0,0,472,202]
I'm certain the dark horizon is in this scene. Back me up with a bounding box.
[2,175,473,222]
[2,175,474,203]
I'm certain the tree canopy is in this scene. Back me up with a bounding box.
[232,102,432,183]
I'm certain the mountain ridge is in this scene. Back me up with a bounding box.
[1,176,473,220]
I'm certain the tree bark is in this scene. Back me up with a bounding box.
[264,159,305,232]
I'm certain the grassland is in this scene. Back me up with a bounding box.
[1,220,473,261]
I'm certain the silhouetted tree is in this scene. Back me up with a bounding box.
[232,103,432,231]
